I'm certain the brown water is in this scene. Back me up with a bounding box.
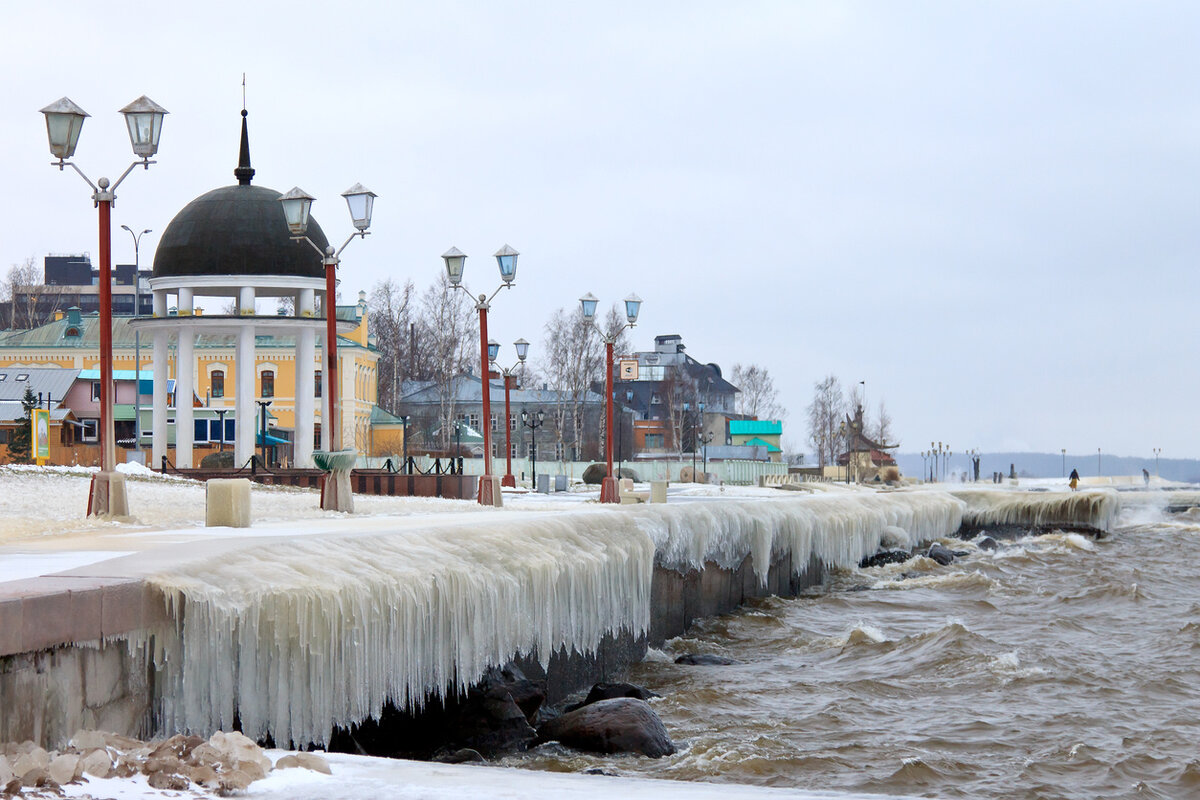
[506,502,1200,798]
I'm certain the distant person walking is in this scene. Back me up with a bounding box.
[1069,468,1079,491]
[1143,468,1150,486]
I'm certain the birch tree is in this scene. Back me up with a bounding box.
[417,273,477,451]
[370,277,416,412]
[807,374,846,468]
[730,363,783,419]
[537,305,604,461]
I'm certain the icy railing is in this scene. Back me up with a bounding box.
[949,488,1121,534]
[144,491,967,747]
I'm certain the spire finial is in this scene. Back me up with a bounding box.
[235,99,255,186]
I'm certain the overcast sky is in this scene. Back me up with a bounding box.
[4,2,1198,459]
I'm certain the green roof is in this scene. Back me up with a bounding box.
[744,436,782,453]
[370,405,407,426]
[729,419,782,436]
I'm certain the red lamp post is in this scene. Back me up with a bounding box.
[41,95,167,517]
[280,184,377,513]
[279,184,377,455]
[579,292,642,503]
[442,245,520,506]
[490,338,529,488]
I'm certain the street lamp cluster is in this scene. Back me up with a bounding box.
[441,245,520,505]
[579,292,642,503]
[489,338,530,488]
[922,441,950,482]
[41,94,168,517]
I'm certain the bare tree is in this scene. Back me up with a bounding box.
[5,257,63,329]
[873,399,896,447]
[662,370,699,452]
[416,273,477,451]
[807,374,846,469]
[537,305,604,461]
[730,363,783,420]
[370,278,415,412]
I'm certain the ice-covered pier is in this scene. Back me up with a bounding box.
[0,471,1120,749]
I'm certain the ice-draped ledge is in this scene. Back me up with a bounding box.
[950,488,1121,533]
[141,491,972,748]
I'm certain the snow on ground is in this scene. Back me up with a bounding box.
[54,751,915,800]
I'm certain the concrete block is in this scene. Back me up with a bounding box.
[554,474,568,492]
[206,479,252,527]
[68,584,104,644]
[536,474,550,494]
[100,580,144,638]
[651,481,668,503]
[89,471,129,517]
[82,647,125,709]
[21,590,73,653]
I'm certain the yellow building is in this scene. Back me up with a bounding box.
[0,298,380,460]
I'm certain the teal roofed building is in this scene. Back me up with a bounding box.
[729,419,783,463]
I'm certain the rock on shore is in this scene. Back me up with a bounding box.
[536,698,675,758]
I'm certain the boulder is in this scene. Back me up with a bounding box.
[674,653,738,666]
[536,698,675,758]
[976,535,999,551]
[208,731,271,781]
[566,682,661,712]
[12,748,49,781]
[147,770,190,791]
[80,749,112,779]
[0,756,12,786]
[582,463,608,484]
[859,549,913,569]
[274,752,332,774]
[432,748,485,764]
[47,754,80,785]
[926,544,956,566]
[200,450,236,469]
[69,730,110,752]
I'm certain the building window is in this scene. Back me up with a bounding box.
[16,373,28,381]
[211,370,225,398]
[0,430,9,444]
[645,434,664,449]
[554,442,564,461]
[469,414,480,430]
[626,390,633,402]
[650,392,661,404]
[510,416,517,431]
[81,419,98,442]
[315,370,322,398]
[261,370,274,398]
[91,381,101,401]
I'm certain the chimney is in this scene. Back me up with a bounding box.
[53,310,64,322]
[67,306,82,327]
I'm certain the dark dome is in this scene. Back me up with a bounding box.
[152,183,329,280]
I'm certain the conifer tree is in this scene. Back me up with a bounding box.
[7,386,36,462]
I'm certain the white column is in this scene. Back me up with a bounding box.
[176,326,195,469]
[320,331,331,451]
[295,288,316,466]
[151,291,168,468]
[178,287,193,315]
[235,320,256,466]
[239,286,255,316]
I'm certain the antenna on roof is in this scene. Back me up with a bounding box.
[242,73,247,111]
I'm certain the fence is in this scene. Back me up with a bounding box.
[356,454,789,487]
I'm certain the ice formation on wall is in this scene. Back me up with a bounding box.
[142,491,980,747]
[949,488,1120,534]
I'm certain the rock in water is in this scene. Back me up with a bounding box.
[675,653,738,666]
[859,550,913,569]
[976,535,999,551]
[536,698,675,758]
[926,544,956,566]
[566,682,661,712]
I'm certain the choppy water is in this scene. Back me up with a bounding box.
[507,500,1200,799]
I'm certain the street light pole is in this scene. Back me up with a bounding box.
[1154,447,1161,477]
[492,338,529,488]
[400,415,410,474]
[579,292,642,503]
[1098,447,1102,476]
[1062,448,1066,478]
[121,225,151,457]
[279,185,377,456]
[42,94,167,517]
[522,408,546,489]
[441,245,519,505]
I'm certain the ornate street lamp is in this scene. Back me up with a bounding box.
[42,94,167,518]
[490,339,529,488]
[580,291,642,502]
[440,245,521,506]
[121,225,151,455]
[522,408,546,490]
[279,183,377,511]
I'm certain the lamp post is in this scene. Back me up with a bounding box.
[521,408,546,490]
[490,338,529,488]
[442,245,519,505]
[279,184,377,458]
[42,94,167,517]
[1154,447,1161,477]
[1061,448,1066,478]
[121,225,151,457]
[579,292,643,502]
[215,408,228,452]
[841,421,849,483]
[400,415,410,473]
[1097,447,1102,476]
[256,400,272,467]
